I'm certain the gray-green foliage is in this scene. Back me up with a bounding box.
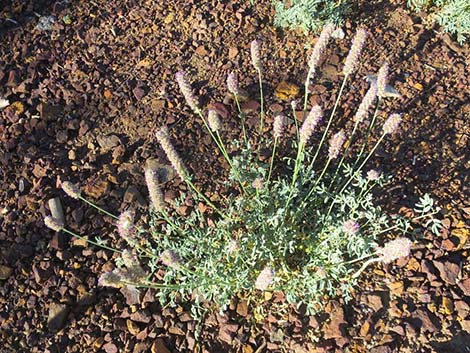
[273,0,350,32]
[50,28,442,320]
[407,0,470,44]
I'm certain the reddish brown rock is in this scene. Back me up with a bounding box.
[433,260,460,285]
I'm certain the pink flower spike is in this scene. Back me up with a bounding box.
[378,237,412,264]
[328,130,346,159]
[343,28,367,76]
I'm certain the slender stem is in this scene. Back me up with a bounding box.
[257,69,265,132]
[353,98,381,168]
[79,196,118,220]
[351,258,380,279]
[196,110,246,193]
[62,228,122,253]
[291,102,299,138]
[338,134,385,196]
[309,76,348,170]
[185,177,227,219]
[160,210,184,235]
[302,158,331,205]
[215,131,247,194]
[234,94,248,146]
[284,142,305,211]
[328,121,359,190]
[343,252,375,265]
[303,68,314,113]
[267,138,278,184]
[377,210,441,235]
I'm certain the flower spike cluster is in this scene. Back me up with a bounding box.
[255,266,274,291]
[377,237,412,263]
[308,23,335,74]
[353,83,377,123]
[61,181,81,199]
[145,166,165,212]
[343,28,367,76]
[44,216,64,232]
[117,210,135,240]
[328,130,346,159]
[382,113,402,135]
[299,105,323,145]
[175,71,199,112]
[227,72,240,96]
[377,62,389,98]
[207,109,222,132]
[273,113,286,140]
[251,39,262,71]
[155,127,187,180]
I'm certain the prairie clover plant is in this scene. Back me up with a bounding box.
[45,27,442,317]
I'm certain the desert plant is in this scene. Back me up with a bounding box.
[273,0,350,33]
[407,0,470,44]
[44,26,441,318]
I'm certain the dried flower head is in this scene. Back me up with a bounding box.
[343,219,360,235]
[251,177,264,190]
[117,210,135,240]
[44,216,64,232]
[227,239,240,253]
[255,266,275,291]
[378,237,412,264]
[122,249,139,268]
[251,39,262,71]
[175,71,199,112]
[121,249,146,280]
[160,249,182,269]
[377,62,389,98]
[98,270,123,288]
[145,166,165,212]
[366,169,381,181]
[155,127,187,180]
[328,130,346,159]
[353,83,377,123]
[61,181,81,199]
[308,23,335,74]
[207,109,222,132]
[382,113,402,135]
[343,28,367,76]
[273,113,286,140]
[299,105,323,145]
[227,72,239,96]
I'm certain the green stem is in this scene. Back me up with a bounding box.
[338,134,385,196]
[291,101,299,138]
[257,69,265,132]
[302,158,331,205]
[309,76,348,171]
[79,196,118,220]
[353,98,381,169]
[326,134,385,218]
[267,138,278,184]
[377,210,441,235]
[327,121,359,191]
[62,228,122,253]
[185,177,227,219]
[215,131,247,194]
[284,142,305,211]
[234,94,248,146]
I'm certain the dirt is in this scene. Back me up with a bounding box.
[0,0,469,352]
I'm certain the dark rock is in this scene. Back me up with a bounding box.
[434,260,460,285]
[0,265,13,280]
[410,308,440,333]
[47,303,70,331]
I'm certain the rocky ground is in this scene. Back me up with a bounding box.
[0,0,469,352]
